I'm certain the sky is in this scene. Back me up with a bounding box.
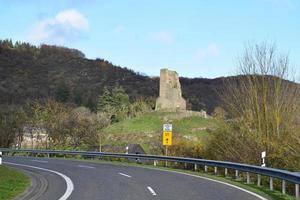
[0,0,299,78]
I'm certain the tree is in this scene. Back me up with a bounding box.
[67,107,108,150]
[0,107,26,148]
[73,89,84,106]
[23,100,71,149]
[97,87,113,113]
[111,86,130,108]
[128,97,152,118]
[207,42,300,169]
[0,39,13,48]
[97,86,130,122]
[55,82,70,103]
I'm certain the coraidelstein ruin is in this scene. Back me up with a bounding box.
[155,68,186,111]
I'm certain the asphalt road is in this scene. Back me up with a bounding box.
[3,156,267,200]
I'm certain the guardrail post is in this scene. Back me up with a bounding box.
[257,174,261,186]
[0,151,2,165]
[269,177,273,191]
[246,172,250,184]
[296,184,299,199]
[184,162,187,169]
[224,168,228,177]
[194,164,198,171]
[235,170,239,179]
[282,180,286,194]
[204,165,208,172]
[154,160,157,166]
[214,167,217,175]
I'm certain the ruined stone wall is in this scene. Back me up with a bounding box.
[156,68,186,111]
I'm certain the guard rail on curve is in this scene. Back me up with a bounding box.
[0,148,299,199]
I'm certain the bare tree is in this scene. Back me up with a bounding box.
[208,42,300,169]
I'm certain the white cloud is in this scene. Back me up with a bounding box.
[152,31,174,45]
[195,43,220,61]
[28,9,89,44]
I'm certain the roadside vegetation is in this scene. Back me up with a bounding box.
[0,166,29,200]
[0,86,152,151]
[0,41,299,171]
[205,42,300,171]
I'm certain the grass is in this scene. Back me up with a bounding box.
[103,111,166,134]
[102,111,218,152]
[45,156,296,200]
[104,111,216,136]
[0,165,29,200]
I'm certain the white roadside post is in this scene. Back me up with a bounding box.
[125,146,129,163]
[262,151,273,190]
[295,184,299,199]
[257,151,266,187]
[0,151,2,165]
[261,151,266,167]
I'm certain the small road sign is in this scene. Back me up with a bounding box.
[163,132,172,146]
[163,124,172,132]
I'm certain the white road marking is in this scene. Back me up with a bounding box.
[4,162,74,200]
[148,167,268,200]
[118,172,132,178]
[31,159,48,163]
[147,186,157,196]
[78,165,95,169]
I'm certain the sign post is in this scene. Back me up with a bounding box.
[261,151,266,167]
[163,124,172,166]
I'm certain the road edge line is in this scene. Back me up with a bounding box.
[4,162,74,200]
[147,167,268,200]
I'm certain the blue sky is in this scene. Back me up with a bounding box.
[0,0,299,78]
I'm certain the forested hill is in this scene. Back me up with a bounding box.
[0,40,224,113]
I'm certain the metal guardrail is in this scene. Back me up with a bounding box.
[0,148,299,199]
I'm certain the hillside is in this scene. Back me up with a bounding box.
[0,40,225,113]
[102,111,218,153]
[3,40,298,114]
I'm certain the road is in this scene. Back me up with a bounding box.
[3,156,267,200]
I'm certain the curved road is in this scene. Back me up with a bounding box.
[3,156,267,200]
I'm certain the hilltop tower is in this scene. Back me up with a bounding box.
[155,68,186,111]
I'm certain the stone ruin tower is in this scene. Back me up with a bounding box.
[155,68,186,111]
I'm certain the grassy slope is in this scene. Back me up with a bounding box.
[0,166,29,200]
[102,111,218,153]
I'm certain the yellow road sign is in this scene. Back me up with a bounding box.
[163,131,172,146]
